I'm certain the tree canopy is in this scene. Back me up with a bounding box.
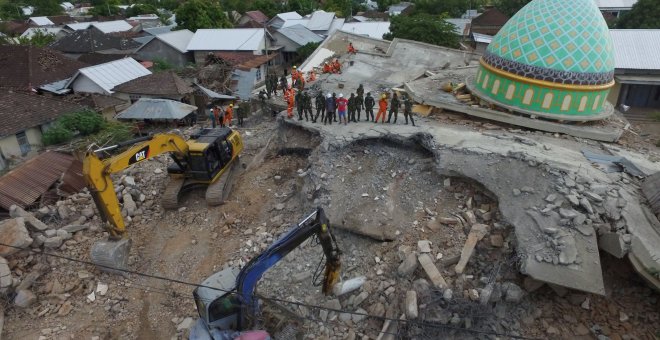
[175,0,232,31]
[412,0,471,18]
[616,0,660,29]
[32,0,63,16]
[383,13,459,48]
[252,0,280,19]
[125,3,158,17]
[492,0,530,17]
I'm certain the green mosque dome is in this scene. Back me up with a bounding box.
[471,0,616,120]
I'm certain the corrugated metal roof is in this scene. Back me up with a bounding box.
[446,18,471,35]
[592,0,637,9]
[186,29,265,51]
[277,12,302,20]
[193,83,236,100]
[308,11,335,31]
[133,36,154,45]
[281,19,310,28]
[116,98,196,120]
[143,25,176,36]
[277,25,323,46]
[20,27,64,38]
[327,18,345,36]
[473,32,493,44]
[65,22,95,30]
[66,57,151,94]
[91,20,133,33]
[0,151,79,210]
[154,29,193,53]
[341,22,390,39]
[29,16,55,26]
[610,29,660,70]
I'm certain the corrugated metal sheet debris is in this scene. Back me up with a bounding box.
[0,151,84,210]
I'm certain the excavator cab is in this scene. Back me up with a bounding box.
[168,128,239,181]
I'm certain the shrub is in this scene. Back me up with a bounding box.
[42,123,74,145]
[59,110,105,135]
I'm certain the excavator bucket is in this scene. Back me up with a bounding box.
[90,238,132,273]
[322,259,341,295]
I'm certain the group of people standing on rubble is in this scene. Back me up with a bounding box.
[259,62,416,127]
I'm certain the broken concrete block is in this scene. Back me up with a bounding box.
[62,224,89,233]
[502,282,524,303]
[455,224,489,274]
[397,253,418,277]
[489,234,504,247]
[580,198,594,214]
[462,211,477,225]
[566,194,580,207]
[0,218,33,256]
[438,217,458,224]
[43,236,63,249]
[584,192,603,202]
[9,205,48,231]
[404,291,418,319]
[598,232,629,258]
[418,254,447,289]
[559,208,578,219]
[13,289,36,308]
[333,276,366,296]
[353,291,369,307]
[0,257,12,293]
[522,276,545,293]
[417,240,431,253]
[122,193,137,217]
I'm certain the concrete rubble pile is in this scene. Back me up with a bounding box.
[0,152,173,338]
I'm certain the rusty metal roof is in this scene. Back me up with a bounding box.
[0,151,82,210]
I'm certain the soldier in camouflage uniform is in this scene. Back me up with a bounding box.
[348,93,356,123]
[314,92,325,123]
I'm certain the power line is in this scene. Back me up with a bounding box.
[0,242,539,339]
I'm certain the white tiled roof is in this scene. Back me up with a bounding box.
[66,58,151,94]
[308,11,335,31]
[610,29,660,70]
[276,12,302,20]
[153,29,194,53]
[20,27,64,38]
[341,22,391,39]
[29,16,55,26]
[592,0,637,9]
[277,25,323,46]
[91,20,133,33]
[186,29,265,51]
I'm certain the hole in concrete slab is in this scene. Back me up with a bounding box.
[257,132,526,338]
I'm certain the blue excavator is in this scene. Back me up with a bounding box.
[190,207,341,339]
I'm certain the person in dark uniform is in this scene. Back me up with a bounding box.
[295,90,304,120]
[403,94,415,126]
[347,93,356,123]
[325,93,335,125]
[364,92,375,122]
[314,91,325,123]
[387,92,399,124]
[302,91,313,122]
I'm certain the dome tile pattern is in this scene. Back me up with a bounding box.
[487,0,614,75]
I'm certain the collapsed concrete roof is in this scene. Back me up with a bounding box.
[293,29,660,293]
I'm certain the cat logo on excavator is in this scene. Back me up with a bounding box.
[129,146,150,165]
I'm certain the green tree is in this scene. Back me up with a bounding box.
[175,0,232,31]
[252,0,280,19]
[296,41,319,60]
[89,2,121,16]
[383,13,459,48]
[616,0,660,29]
[377,0,397,12]
[42,123,74,146]
[493,0,531,17]
[125,3,158,17]
[33,0,63,16]
[15,29,56,46]
[285,0,314,16]
[0,1,25,20]
[413,0,473,17]
[59,110,105,135]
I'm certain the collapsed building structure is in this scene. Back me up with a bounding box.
[285,0,660,294]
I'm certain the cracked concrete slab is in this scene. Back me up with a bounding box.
[278,114,660,294]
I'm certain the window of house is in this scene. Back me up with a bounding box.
[505,84,515,100]
[491,80,500,95]
[523,89,534,105]
[542,93,553,109]
[561,95,572,111]
[129,94,141,104]
[16,131,30,156]
[256,67,262,81]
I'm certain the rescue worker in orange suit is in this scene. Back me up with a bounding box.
[285,86,295,118]
[347,42,357,54]
[323,62,332,74]
[376,94,388,123]
[224,103,233,126]
[332,59,341,73]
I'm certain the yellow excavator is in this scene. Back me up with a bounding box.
[83,127,243,270]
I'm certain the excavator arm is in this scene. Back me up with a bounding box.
[83,133,189,236]
[234,207,341,329]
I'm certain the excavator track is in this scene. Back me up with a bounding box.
[205,157,242,206]
[162,177,185,209]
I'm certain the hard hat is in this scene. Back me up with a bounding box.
[382,94,386,99]
[327,93,332,98]
[293,65,297,69]
[230,104,233,107]
[339,93,343,98]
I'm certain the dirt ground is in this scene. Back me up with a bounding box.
[2,112,659,340]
